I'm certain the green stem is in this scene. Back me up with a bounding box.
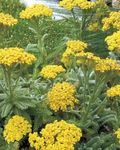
[2,66,14,101]
[115,98,120,118]
[81,73,106,124]
[82,66,89,101]
[80,10,86,40]
[71,9,81,39]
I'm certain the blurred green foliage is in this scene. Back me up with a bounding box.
[0,0,36,48]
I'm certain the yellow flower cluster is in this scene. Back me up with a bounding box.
[0,12,17,26]
[102,11,120,31]
[59,0,97,10]
[76,0,96,10]
[29,120,82,150]
[3,115,32,143]
[0,47,36,66]
[67,40,87,52]
[115,128,120,143]
[47,82,78,112]
[95,58,120,73]
[29,132,44,150]
[87,22,99,32]
[61,40,87,66]
[59,0,76,10]
[107,85,120,97]
[20,4,53,19]
[76,51,100,65]
[105,31,120,53]
[40,65,65,79]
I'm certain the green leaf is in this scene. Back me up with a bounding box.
[1,103,12,118]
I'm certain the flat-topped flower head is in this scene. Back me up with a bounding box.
[107,85,120,97]
[76,0,97,10]
[40,65,65,79]
[105,31,120,53]
[0,12,18,26]
[102,11,120,31]
[95,58,120,73]
[67,40,88,52]
[76,51,100,65]
[3,115,32,143]
[48,82,78,112]
[115,128,120,143]
[29,120,82,150]
[59,0,97,10]
[59,0,76,10]
[0,47,36,66]
[61,40,88,66]
[87,22,99,32]
[20,4,53,19]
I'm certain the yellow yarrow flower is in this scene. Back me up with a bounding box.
[76,0,96,10]
[76,51,100,65]
[66,40,88,52]
[61,40,88,66]
[48,82,78,112]
[107,85,120,97]
[105,31,120,53]
[20,4,53,19]
[115,128,120,143]
[95,58,120,73]
[59,0,76,10]
[0,12,18,26]
[29,120,82,150]
[87,22,99,32]
[102,11,120,31]
[3,115,32,143]
[29,132,44,150]
[0,47,36,66]
[59,0,97,10]
[40,65,65,79]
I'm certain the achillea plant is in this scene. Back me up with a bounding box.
[1,1,120,150]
